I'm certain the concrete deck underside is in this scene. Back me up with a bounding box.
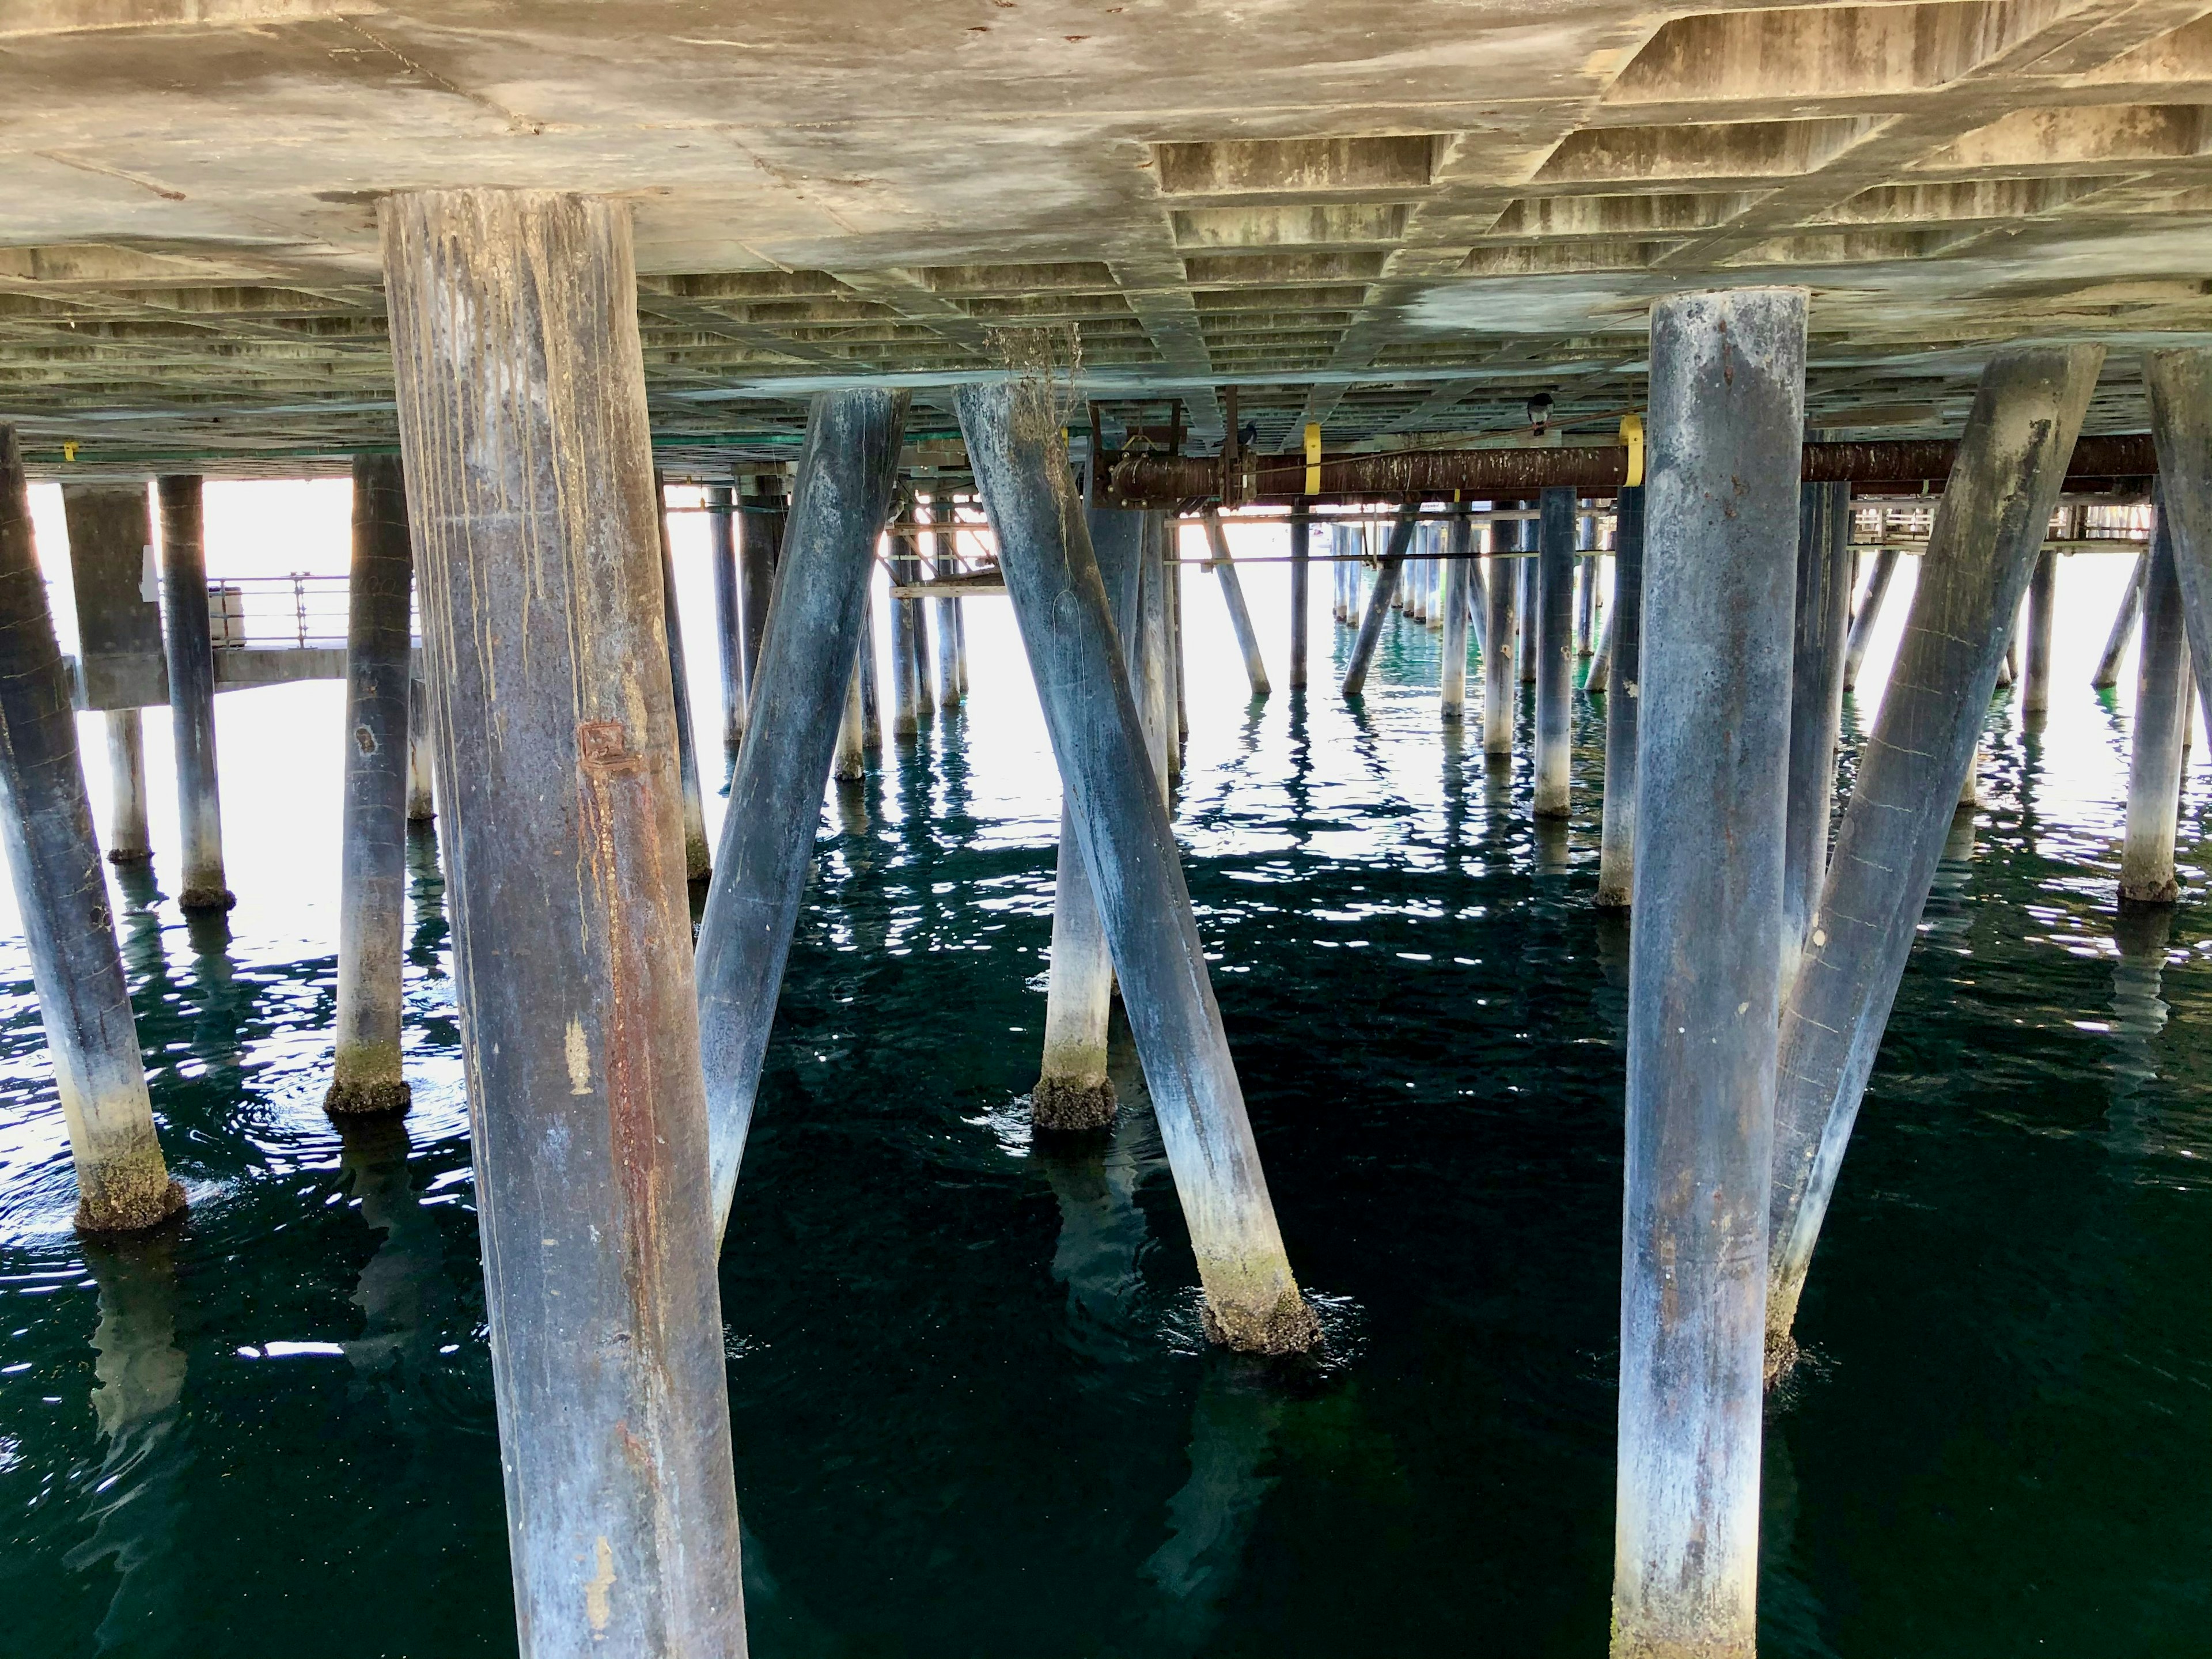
[4,0,2211,475]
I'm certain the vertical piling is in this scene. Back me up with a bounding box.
[1139,513,1173,798]
[2122,501,2188,903]
[1203,512,1271,699]
[59,485,161,863]
[380,185,745,1656]
[739,475,782,717]
[1575,521,1597,656]
[2143,350,2212,742]
[1842,545,1899,691]
[155,476,231,911]
[406,677,435,822]
[657,482,711,884]
[888,529,922,741]
[1341,505,1418,698]
[1483,522,1520,762]
[1595,486,1645,909]
[959,378,1317,1354]
[692,391,908,1233]
[327,453,416,1118]
[1534,488,1575,819]
[709,482,746,765]
[0,429,184,1233]
[1518,540,1538,684]
[103,713,151,862]
[2024,547,2058,718]
[1782,482,1854,968]
[1766,345,2103,1365]
[2093,552,2147,689]
[1615,287,1806,1659]
[1288,505,1310,691]
[931,497,963,710]
[1170,546,1188,755]
[832,655,867,783]
[1440,505,1472,723]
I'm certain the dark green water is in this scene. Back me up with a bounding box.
[1,578,2207,1657]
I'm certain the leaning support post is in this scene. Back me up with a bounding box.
[1440,504,1472,722]
[1340,504,1418,698]
[326,454,416,1118]
[1594,486,1645,909]
[2121,500,2189,903]
[1533,488,1575,818]
[156,476,232,911]
[709,482,746,764]
[692,391,908,1235]
[2093,552,2147,689]
[2143,350,2212,742]
[1782,482,1854,970]
[1615,287,1806,1659]
[1035,507,1146,1130]
[1766,344,2103,1368]
[1138,513,1173,797]
[959,377,1318,1355]
[657,483,711,882]
[1841,544,1899,691]
[0,428,185,1233]
[381,185,745,1656]
[1203,512,1271,698]
[738,475,781,718]
[1482,521,1520,760]
[2023,547,2058,717]
[1288,505,1310,691]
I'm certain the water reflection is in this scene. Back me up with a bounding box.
[1140,1355,1286,1654]
[337,1114,452,1389]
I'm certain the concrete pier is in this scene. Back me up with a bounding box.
[0,429,185,1234]
[2093,552,2148,690]
[325,454,416,1119]
[405,679,435,822]
[1575,528,1597,656]
[1483,521,1520,762]
[740,475,782,717]
[1288,506,1310,692]
[1440,505,1472,722]
[1766,344,2101,1369]
[2024,547,2059,718]
[2121,501,2188,904]
[101,713,151,863]
[694,390,908,1233]
[1341,505,1417,698]
[1203,513,1270,699]
[1595,486,1644,910]
[709,483,745,765]
[1615,287,1805,1659]
[1842,545,1900,692]
[959,376,1318,1355]
[888,529,923,741]
[2143,350,2212,742]
[1782,482,1854,968]
[930,497,964,710]
[1518,548,1538,685]
[832,652,867,784]
[1035,507,1147,1131]
[60,484,162,863]
[1533,488,1575,819]
[380,185,744,1657]
[155,476,232,911]
[1139,513,1173,797]
[657,484,712,883]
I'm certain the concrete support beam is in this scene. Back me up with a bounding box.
[1203,512,1271,699]
[1287,506,1310,692]
[1534,488,1575,819]
[1340,505,1416,699]
[1782,482,1854,972]
[2093,552,2147,690]
[0,428,184,1234]
[2143,350,2212,744]
[958,377,1317,1356]
[1615,287,1805,1659]
[656,483,711,884]
[326,454,415,1119]
[1483,524,1520,762]
[381,185,744,1657]
[1035,507,1146,1131]
[1440,504,1472,723]
[1842,545,1899,692]
[1596,486,1645,910]
[709,483,745,766]
[2121,501,2188,904]
[156,476,230,911]
[694,391,908,1234]
[1766,344,2101,1369]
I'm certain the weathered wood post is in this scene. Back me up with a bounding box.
[1534,487,1575,818]
[709,482,747,766]
[1203,512,1271,698]
[1440,503,1472,722]
[1782,482,1854,971]
[0,430,185,1233]
[155,476,231,911]
[739,474,782,716]
[1595,485,1644,910]
[1483,517,1520,761]
[1288,504,1310,691]
[693,391,908,1232]
[1842,544,1899,691]
[1139,512,1173,797]
[381,185,745,1657]
[1340,504,1418,698]
[2093,552,2147,690]
[656,482,711,883]
[832,654,867,785]
[1035,507,1147,1130]
[1615,287,1805,1659]
[406,677,435,822]
[1171,544,1188,752]
[2144,350,2212,742]
[326,454,416,1118]
[959,377,1319,1354]
[2121,499,2189,904]
[1766,345,2101,1367]
[1575,515,1598,656]
[2024,546,2059,718]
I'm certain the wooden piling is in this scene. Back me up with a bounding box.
[1341,505,1417,698]
[1533,488,1575,819]
[2143,350,2212,742]
[1288,505,1310,691]
[2121,499,2188,903]
[155,476,231,911]
[1842,544,1900,692]
[2093,552,2147,690]
[405,676,435,821]
[1203,512,1271,699]
[656,480,711,884]
[709,482,746,764]
[1440,504,1472,722]
[1482,521,1520,761]
[1595,486,1644,910]
[2024,546,2059,717]
[1782,482,1854,970]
